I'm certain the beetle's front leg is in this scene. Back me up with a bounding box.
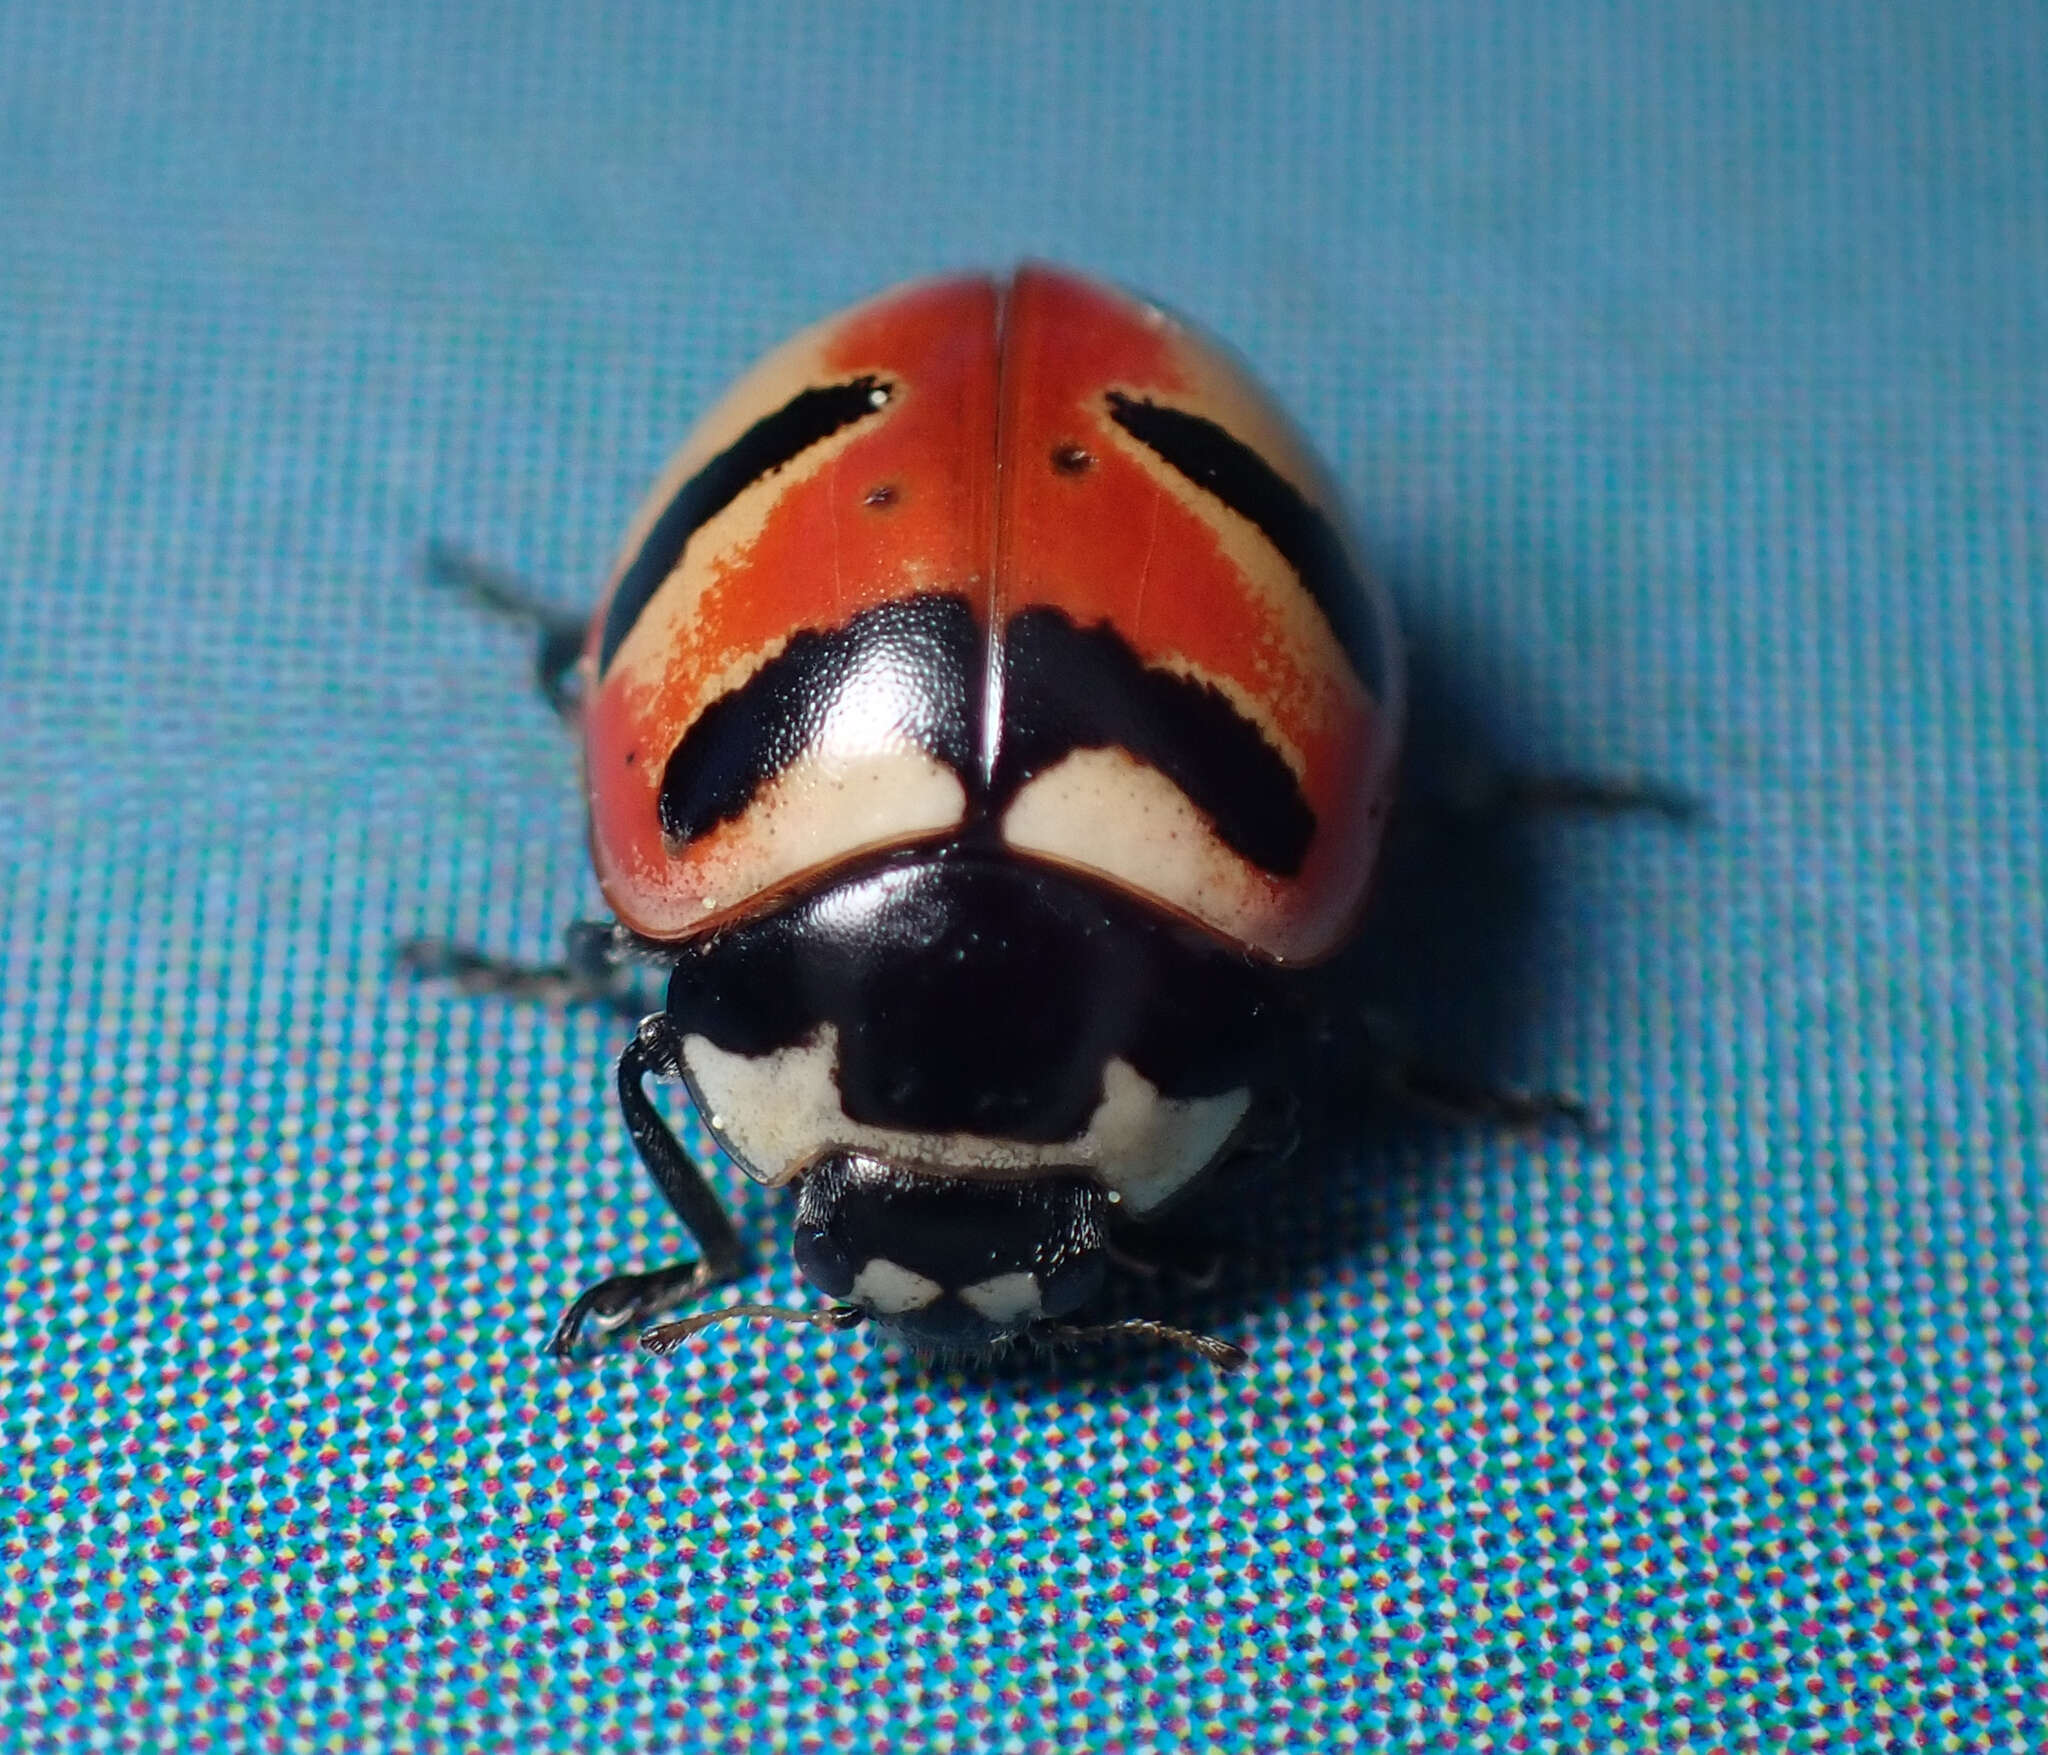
[549,1014,750,1356]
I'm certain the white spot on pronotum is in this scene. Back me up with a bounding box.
[678,1027,1249,1214]
[957,1273,1044,1324]
[868,385,891,407]
[849,1259,943,1314]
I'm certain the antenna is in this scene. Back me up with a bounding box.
[1036,1318,1249,1374]
[639,1302,866,1355]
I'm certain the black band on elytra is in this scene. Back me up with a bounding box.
[994,606,1314,876]
[599,375,894,674]
[658,591,980,843]
[655,594,1311,878]
[1105,390,1384,688]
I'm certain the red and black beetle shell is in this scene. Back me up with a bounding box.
[418,266,1410,1365]
[580,265,1400,968]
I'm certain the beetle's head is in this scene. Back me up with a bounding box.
[789,1152,1109,1350]
[637,1152,1247,1373]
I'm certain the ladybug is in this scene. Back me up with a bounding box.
[405,265,1607,1371]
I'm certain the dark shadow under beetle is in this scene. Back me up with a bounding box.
[914,605,1697,1397]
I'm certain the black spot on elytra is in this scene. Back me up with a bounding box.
[1050,442,1093,475]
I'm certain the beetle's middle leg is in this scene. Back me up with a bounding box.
[394,920,646,1018]
[423,540,587,718]
[1345,1006,1596,1137]
[1357,759,1695,1131]
[1418,760,1700,827]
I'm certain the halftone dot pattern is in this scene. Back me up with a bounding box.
[1,1,2043,1749]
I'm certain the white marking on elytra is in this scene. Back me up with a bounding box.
[849,1258,943,1314]
[678,1025,1250,1216]
[1001,749,1275,953]
[956,1272,1044,1324]
[669,749,968,927]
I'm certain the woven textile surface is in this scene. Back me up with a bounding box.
[2,2,2042,1748]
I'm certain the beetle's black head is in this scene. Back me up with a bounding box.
[791,1152,1109,1350]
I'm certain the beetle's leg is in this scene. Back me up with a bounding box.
[1106,1234,1225,1293]
[1349,1007,1595,1136]
[423,540,587,718]
[1373,1058,1596,1136]
[549,1014,749,1357]
[393,920,643,1018]
[1422,760,1700,826]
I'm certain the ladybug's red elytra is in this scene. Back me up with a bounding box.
[404,266,1642,1372]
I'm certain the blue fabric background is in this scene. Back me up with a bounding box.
[2,2,2042,1747]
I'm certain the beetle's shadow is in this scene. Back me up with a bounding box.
[932,598,1617,1403]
